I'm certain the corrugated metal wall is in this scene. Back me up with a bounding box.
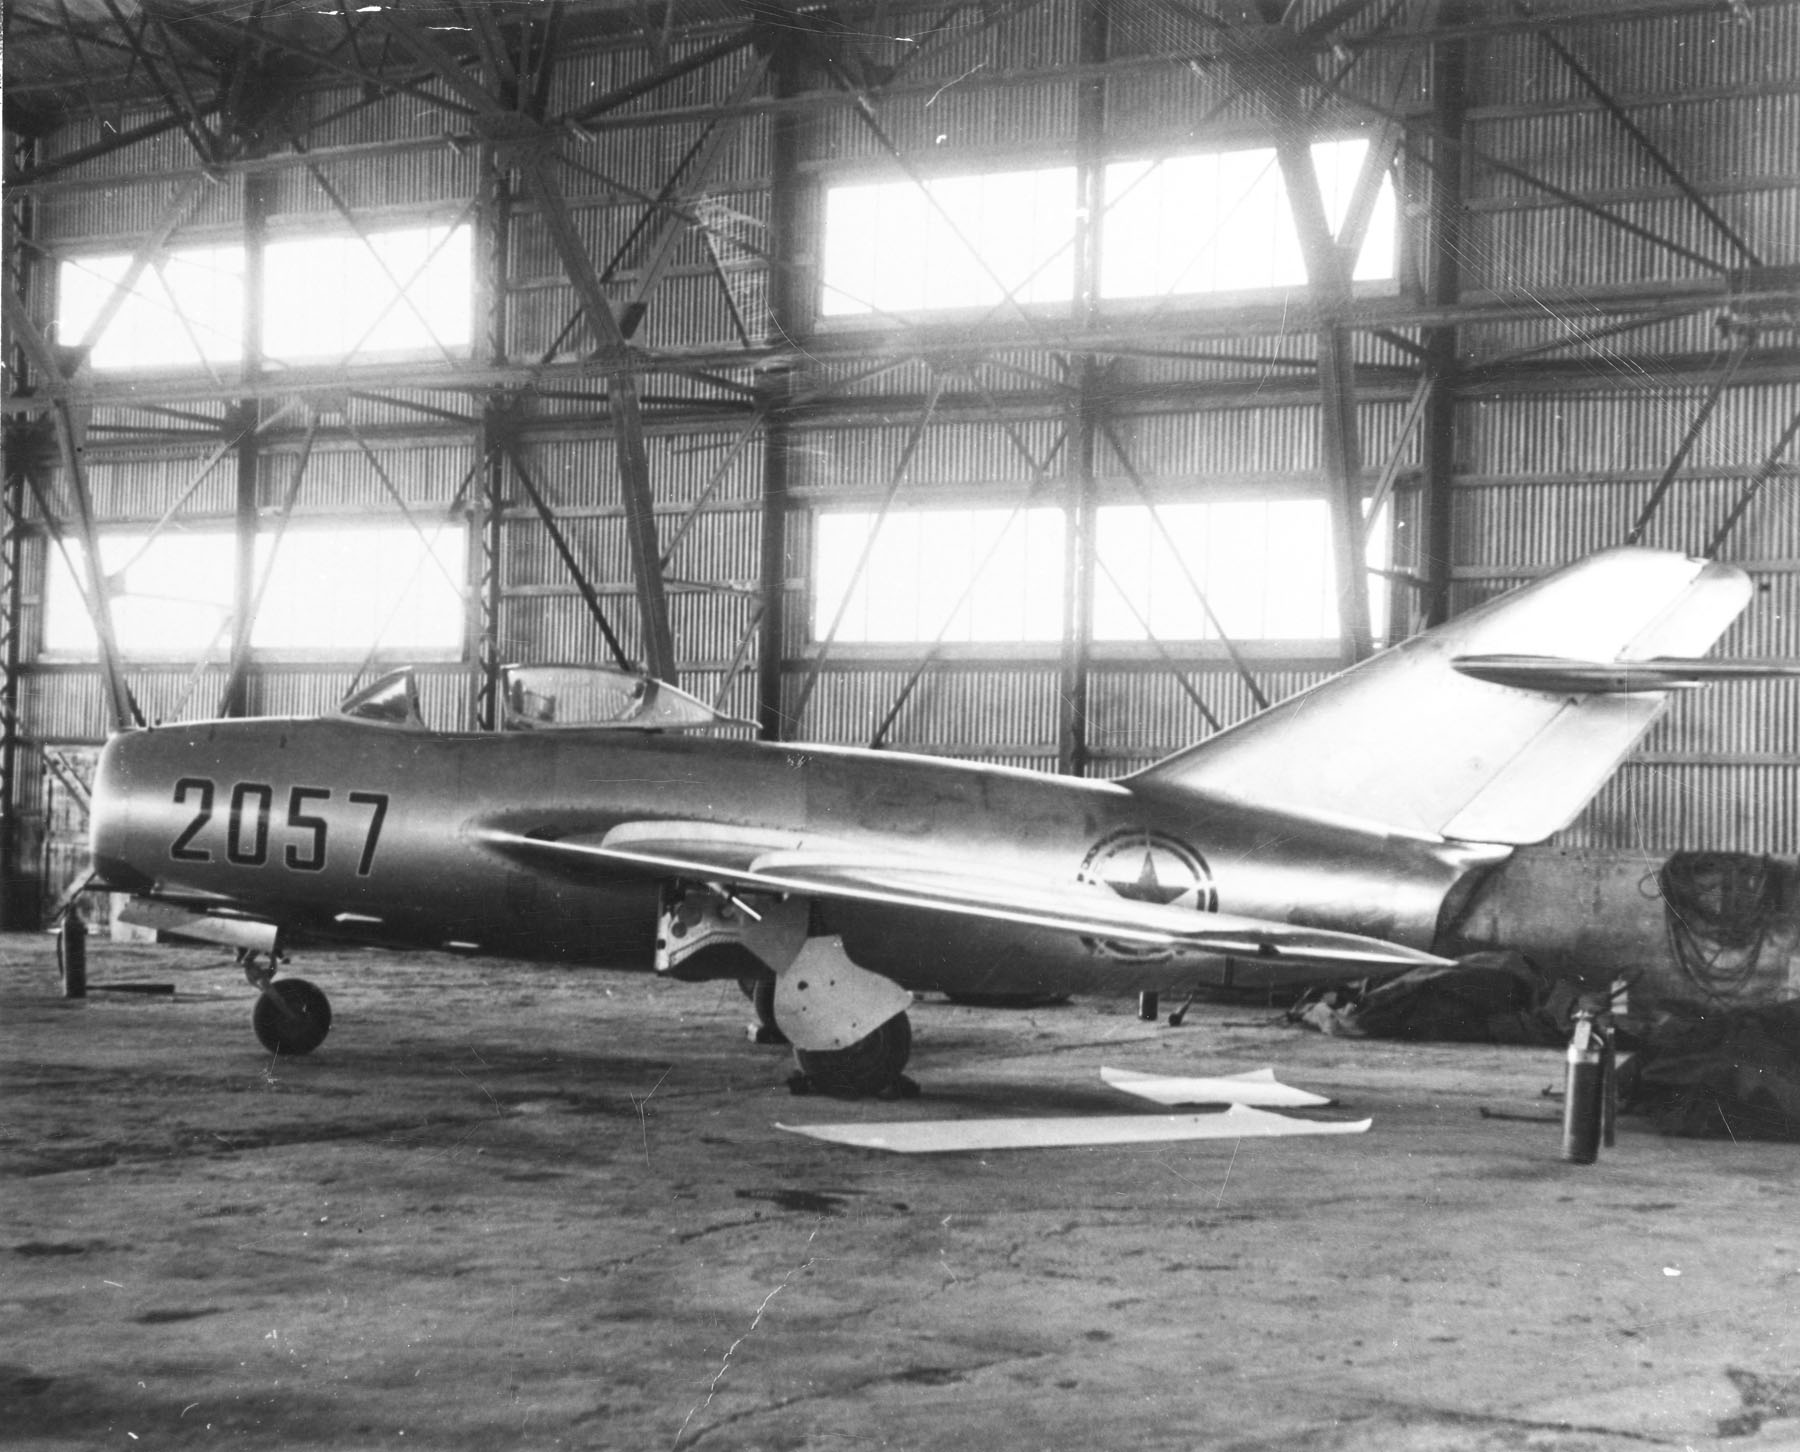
[1450,4,1799,852]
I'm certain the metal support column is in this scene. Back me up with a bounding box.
[222,171,272,717]
[0,440,27,927]
[0,121,34,927]
[474,429,507,729]
[755,29,804,742]
[471,49,514,731]
[1421,7,1468,628]
[1240,10,1372,661]
[1273,127,1373,663]
[1058,0,1108,778]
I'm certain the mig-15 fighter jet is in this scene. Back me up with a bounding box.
[89,546,1762,1095]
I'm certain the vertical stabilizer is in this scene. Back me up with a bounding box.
[1126,549,1752,844]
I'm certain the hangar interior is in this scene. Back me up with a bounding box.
[7,6,1800,1450]
[4,0,1797,938]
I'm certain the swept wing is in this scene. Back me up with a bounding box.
[477,823,1450,970]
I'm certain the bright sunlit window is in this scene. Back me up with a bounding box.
[820,168,1078,317]
[250,524,466,651]
[263,223,472,362]
[42,530,237,656]
[44,523,466,658]
[1094,498,1391,642]
[814,508,1065,643]
[57,246,245,370]
[817,140,1395,319]
[1101,137,1397,299]
[56,223,471,372]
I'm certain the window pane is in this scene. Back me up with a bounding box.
[813,508,1065,643]
[860,513,922,642]
[252,524,466,651]
[1096,499,1341,641]
[1092,506,1152,639]
[57,224,471,373]
[44,524,466,659]
[1364,498,1393,642]
[58,247,245,371]
[264,224,471,362]
[44,531,236,656]
[1259,500,1334,637]
[1312,137,1400,283]
[820,187,882,317]
[1101,138,1396,300]
[814,513,875,642]
[821,169,1077,317]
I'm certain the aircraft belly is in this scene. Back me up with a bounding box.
[826,902,1359,997]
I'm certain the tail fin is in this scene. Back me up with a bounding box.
[1126,548,1752,845]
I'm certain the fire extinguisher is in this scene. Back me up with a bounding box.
[58,910,88,999]
[1562,1006,1606,1163]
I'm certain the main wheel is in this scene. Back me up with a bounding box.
[793,1011,912,1097]
[252,978,332,1056]
[737,974,786,1044]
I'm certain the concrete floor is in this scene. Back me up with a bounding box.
[4,932,1800,1452]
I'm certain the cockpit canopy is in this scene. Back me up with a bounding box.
[502,664,752,731]
[336,670,426,727]
[334,665,752,732]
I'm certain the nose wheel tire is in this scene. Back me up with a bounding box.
[792,1011,913,1097]
[253,978,333,1056]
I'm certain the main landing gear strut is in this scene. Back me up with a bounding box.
[743,971,916,1096]
[242,952,333,1056]
[661,888,918,1097]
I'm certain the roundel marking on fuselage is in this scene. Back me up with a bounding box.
[1076,828,1218,959]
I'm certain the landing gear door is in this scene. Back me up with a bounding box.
[656,887,808,980]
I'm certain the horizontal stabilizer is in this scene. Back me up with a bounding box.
[778,1103,1371,1153]
[478,825,1454,970]
[1452,654,1797,694]
[1101,1065,1331,1108]
[1127,549,1754,845]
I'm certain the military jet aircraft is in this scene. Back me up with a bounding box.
[88,546,1761,1095]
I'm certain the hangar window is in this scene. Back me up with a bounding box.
[819,167,1078,317]
[43,523,466,659]
[42,529,238,656]
[1101,137,1397,299]
[263,223,472,362]
[247,524,466,653]
[816,139,1395,321]
[1093,498,1390,642]
[813,508,1065,643]
[57,245,245,371]
[55,223,471,372]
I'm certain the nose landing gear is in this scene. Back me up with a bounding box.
[242,953,333,1056]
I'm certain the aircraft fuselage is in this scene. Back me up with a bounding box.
[91,718,1500,996]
